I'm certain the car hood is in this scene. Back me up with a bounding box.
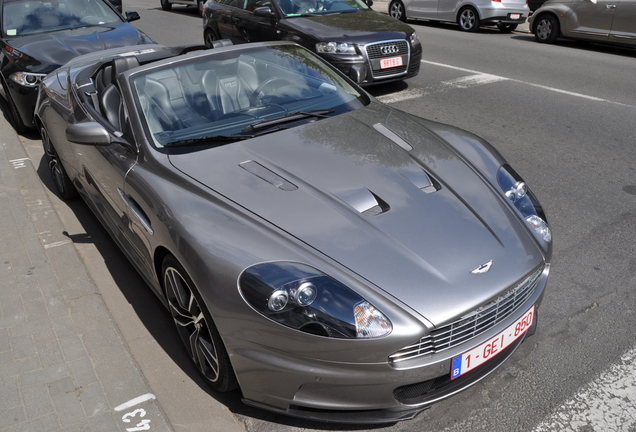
[4,23,151,74]
[281,10,412,43]
[168,106,545,326]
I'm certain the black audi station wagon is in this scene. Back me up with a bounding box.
[202,0,422,86]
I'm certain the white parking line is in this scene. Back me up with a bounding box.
[377,60,634,108]
[532,347,636,432]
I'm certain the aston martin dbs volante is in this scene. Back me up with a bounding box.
[35,41,552,423]
[0,0,152,133]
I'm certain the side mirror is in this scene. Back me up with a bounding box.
[126,11,141,22]
[254,6,274,17]
[66,122,112,146]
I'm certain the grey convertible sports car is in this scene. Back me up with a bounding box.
[35,41,551,423]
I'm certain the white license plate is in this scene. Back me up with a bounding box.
[509,13,521,19]
[450,305,535,380]
[380,56,403,69]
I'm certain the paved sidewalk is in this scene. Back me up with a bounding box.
[0,116,173,431]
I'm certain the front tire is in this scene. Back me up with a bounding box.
[2,79,30,134]
[204,28,218,48]
[160,0,172,11]
[534,14,559,44]
[162,255,238,392]
[388,0,406,22]
[41,126,78,200]
[458,7,480,32]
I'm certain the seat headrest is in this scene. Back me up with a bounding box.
[111,56,140,83]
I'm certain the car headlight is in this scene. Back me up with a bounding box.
[10,72,47,87]
[316,42,356,54]
[239,262,392,338]
[498,164,551,243]
[410,32,420,47]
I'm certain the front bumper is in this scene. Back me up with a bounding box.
[318,40,422,86]
[226,265,549,423]
[3,78,38,127]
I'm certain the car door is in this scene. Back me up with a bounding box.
[405,0,439,19]
[232,0,279,42]
[609,0,636,43]
[212,0,243,41]
[564,0,616,40]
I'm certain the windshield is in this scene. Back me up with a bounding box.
[132,44,368,148]
[276,0,370,17]
[2,0,121,37]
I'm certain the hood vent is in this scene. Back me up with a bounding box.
[337,188,390,217]
[373,123,413,152]
[401,169,440,194]
[239,160,297,191]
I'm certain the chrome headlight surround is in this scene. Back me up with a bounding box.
[239,262,392,339]
[316,42,357,54]
[10,72,47,88]
[498,164,551,243]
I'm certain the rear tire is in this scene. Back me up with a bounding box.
[160,0,172,11]
[458,7,480,32]
[534,14,559,44]
[41,126,78,200]
[388,0,406,22]
[162,255,238,392]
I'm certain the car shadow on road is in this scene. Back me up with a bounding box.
[511,34,636,57]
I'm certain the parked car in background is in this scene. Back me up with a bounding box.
[109,0,123,12]
[530,0,636,46]
[0,0,153,133]
[35,40,551,423]
[202,0,421,86]
[160,0,205,16]
[388,0,528,32]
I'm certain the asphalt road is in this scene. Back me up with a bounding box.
[13,2,636,431]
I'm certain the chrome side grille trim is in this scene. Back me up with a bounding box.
[389,266,543,363]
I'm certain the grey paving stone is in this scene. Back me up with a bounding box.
[89,412,120,432]
[47,376,76,396]
[46,297,69,319]
[9,335,36,360]
[68,357,97,388]
[33,328,57,343]
[24,298,49,323]
[19,364,68,387]
[0,357,40,381]
[0,406,26,430]
[7,318,51,338]
[52,391,85,427]
[1,413,59,432]
[79,382,109,418]
[51,316,76,340]
[22,383,55,419]
[0,328,11,352]
[61,421,92,432]
[35,339,65,368]
[0,377,20,410]
[0,351,11,366]
[39,279,63,299]
[59,337,86,363]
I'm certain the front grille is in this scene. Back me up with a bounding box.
[389,266,543,363]
[364,40,409,79]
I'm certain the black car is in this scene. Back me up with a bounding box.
[0,0,152,133]
[202,0,422,86]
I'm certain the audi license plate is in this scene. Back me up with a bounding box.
[380,56,403,69]
[450,305,535,380]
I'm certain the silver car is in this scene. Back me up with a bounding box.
[388,0,528,32]
[530,0,636,46]
[35,41,551,423]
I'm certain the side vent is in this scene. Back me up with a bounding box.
[337,188,390,217]
[401,169,440,194]
[239,160,297,191]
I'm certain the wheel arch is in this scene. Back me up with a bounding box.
[531,10,564,34]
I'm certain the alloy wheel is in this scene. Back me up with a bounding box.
[164,266,220,382]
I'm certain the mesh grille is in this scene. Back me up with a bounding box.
[389,266,543,363]
[365,40,409,59]
[364,40,409,78]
